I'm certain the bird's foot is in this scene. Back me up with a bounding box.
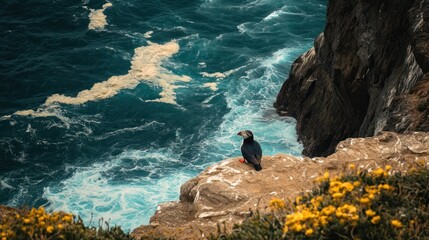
[239,159,246,163]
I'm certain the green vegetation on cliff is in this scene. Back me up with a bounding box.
[212,162,429,240]
[0,207,134,240]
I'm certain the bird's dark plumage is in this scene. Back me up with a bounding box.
[237,130,262,171]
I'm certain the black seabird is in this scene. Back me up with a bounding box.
[237,130,262,171]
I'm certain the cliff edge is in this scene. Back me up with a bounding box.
[274,0,429,157]
[132,132,429,239]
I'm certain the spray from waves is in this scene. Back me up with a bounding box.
[88,2,113,30]
[43,148,192,231]
[3,40,191,120]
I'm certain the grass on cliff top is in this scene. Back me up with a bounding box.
[212,161,429,240]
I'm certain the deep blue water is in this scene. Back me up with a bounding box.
[0,0,326,231]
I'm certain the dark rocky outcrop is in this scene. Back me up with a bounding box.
[274,0,429,157]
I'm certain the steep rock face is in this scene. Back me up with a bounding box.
[274,0,429,157]
[132,132,429,239]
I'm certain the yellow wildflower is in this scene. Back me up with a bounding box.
[319,216,329,226]
[348,163,356,170]
[310,196,323,208]
[342,182,355,192]
[371,216,381,224]
[332,192,344,199]
[305,228,314,236]
[351,215,359,221]
[46,226,54,234]
[359,197,370,204]
[23,218,30,224]
[391,219,403,228]
[365,186,379,194]
[329,186,340,195]
[62,215,72,222]
[323,172,329,179]
[283,225,288,233]
[321,206,336,216]
[353,181,361,187]
[293,224,303,232]
[372,168,386,177]
[365,209,376,217]
[57,224,64,230]
[379,184,393,191]
[330,181,341,188]
[337,204,357,216]
[269,198,285,210]
[385,165,392,171]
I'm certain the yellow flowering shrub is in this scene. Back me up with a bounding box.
[0,207,134,240]
[213,164,429,240]
[269,198,285,210]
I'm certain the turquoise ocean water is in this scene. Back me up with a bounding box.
[0,0,326,231]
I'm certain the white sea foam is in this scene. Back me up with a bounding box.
[46,41,190,105]
[1,179,14,190]
[200,66,245,79]
[143,31,153,39]
[95,121,164,140]
[263,9,283,21]
[88,2,112,30]
[263,4,311,22]
[237,23,247,33]
[44,148,192,231]
[202,93,220,104]
[203,82,218,91]
[200,72,226,79]
[198,62,207,68]
[8,40,191,119]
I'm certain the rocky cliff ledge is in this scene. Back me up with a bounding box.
[274,0,429,157]
[132,132,429,239]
